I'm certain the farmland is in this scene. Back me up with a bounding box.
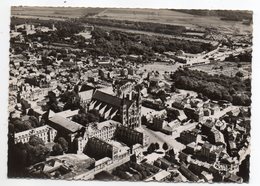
[11,7,252,35]
[92,8,252,34]
[11,6,104,19]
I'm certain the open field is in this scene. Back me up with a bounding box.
[11,6,104,19]
[93,8,252,34]
[189,61,251,78]
[140,62,181,74]
[11,7,252,35]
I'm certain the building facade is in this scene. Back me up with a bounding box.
[114,125,149,146]
[89,90,142,129]
[14,125,57,144]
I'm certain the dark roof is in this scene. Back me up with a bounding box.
[49,115,83,133]
[79,84,94,92]
[92,90,132,109]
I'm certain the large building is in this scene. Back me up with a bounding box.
[14,125,57,144]
[84,120,119,141]
[179,129,201,145]
[76,120,120,153]
[84,137,130,162]
[114,125,149,146]
[89,90,142,129]
[48,113,85,153]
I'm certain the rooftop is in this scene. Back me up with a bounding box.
[145,170,171,181]
[92,90,132,108]
[56,109,79,118]
[49,115,83,133]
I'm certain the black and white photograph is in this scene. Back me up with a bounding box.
[1,0,258,185]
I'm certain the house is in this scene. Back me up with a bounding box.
[199,142,217,162]
[152,117,180,135]
[79,89,94,105]
[179,129,200,144]
[177,110,188,122]
[224,172,243,183]
[211,127,226,147]
[184,107,204,122]
[172,98,188,110]
[153,158,172,171]
[178,164,200,182]
[201,171,214,182]
[186,142,197,154]
[145,170,171,182]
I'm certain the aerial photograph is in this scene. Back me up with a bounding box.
[8,6,252,183]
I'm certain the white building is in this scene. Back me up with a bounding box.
[14,125,57,144]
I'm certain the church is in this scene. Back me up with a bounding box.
[88,89,142,129]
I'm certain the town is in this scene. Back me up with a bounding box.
[8,7,252,183]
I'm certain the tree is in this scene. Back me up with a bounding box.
[237,155,250,182]
[157,90,167,103]
[62,91,81,111]
[87,109,101,122]
[48,91,57,104]
[166,108,180,122]
[170,83,176,93]
[141,115,148,125]
[168,148,175,156]
[52,143,64,155]
[155,142,160,150]
[147,143,156,154]
[57,137,68,152]
[236,71,244,78]
[25,143,50,165]
[20,99,31,110]
[13,118,33,132]
[140,170,148,179]
[162,142,169,151]
[29,135,45,146]
[29,116,40,128]
[237,63,242,68]
[130,154,137,163]
[8,142,28,177]
[133,174,141,181]
[74,85,79,93]
[12,137,50,167]
[197,93,203,99]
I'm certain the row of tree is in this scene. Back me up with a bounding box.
[9,115,43,133]
[72,109,102,126]
[81,18,187,36]
[147,142,169,154]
